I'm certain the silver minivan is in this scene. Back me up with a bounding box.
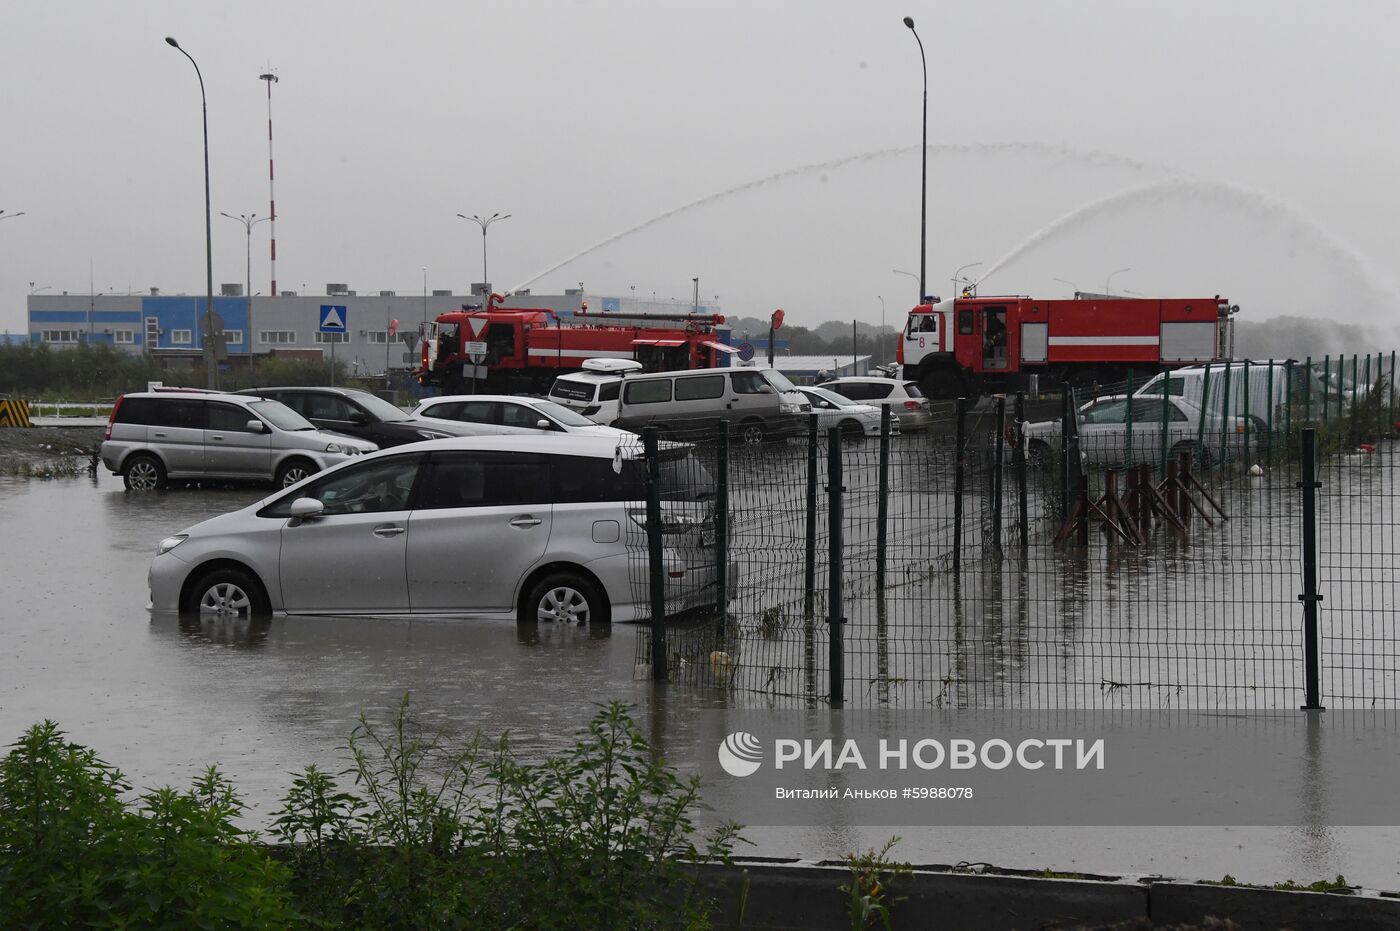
[146,434,727,623]
[100,390,378,491]
[613,367,810,444]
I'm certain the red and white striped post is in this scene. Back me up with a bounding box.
[259,70,279,296]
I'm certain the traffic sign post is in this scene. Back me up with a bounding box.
[464,340,488,394]
[320,305,347,386]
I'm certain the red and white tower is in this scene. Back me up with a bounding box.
[258,70,279,296]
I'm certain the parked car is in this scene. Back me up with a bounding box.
[146,435,729,624]
[100,391,378,491]
[1023,394,1247,469]
[547,358,643,425]
[410,394,632,439]
[612,367,810,444]
[234,386,470,447]
[1132,360,1327,431]
[797,386,900,438]
[816,376,933,432]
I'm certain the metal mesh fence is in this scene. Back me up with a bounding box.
[628,353,1400,710]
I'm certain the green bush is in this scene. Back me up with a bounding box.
[1,702,741,930]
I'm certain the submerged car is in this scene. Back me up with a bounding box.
[816,376,933,432]
[148,434,727,624]
[100,390,378,490]
[797,386,900,438]
[1023,394,1248,469]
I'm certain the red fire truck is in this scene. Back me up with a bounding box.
[897,293,1239,398]
[415,293,732,394]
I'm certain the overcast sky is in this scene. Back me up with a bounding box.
[4,1,1400,339]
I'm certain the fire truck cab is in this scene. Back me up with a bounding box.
[899,294,1238,399]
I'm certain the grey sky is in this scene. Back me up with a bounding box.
[4,0,1399,337]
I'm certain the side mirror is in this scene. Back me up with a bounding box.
[289,498,324,520]
[245,419,266,433]
[536,419,553,430]
[349,410,370,425]
[757,384,774,394]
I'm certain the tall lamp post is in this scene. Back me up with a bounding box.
[220,212,271,373]
[0,210,26,222]
[457,212,510,291]
[1052,277,1079,296]
[903,16,928,302]
[1106,267,1132,295]
[166,36,218,389]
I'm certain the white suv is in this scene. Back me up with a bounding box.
[817,376,934,431]
[146,434,727,624]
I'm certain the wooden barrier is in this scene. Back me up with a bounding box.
[0,399,32,428]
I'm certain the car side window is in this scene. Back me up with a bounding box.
[455,401,499,425]
[207,402,258,432]
[421,402,461,421]
[624,380,671,404]
[501,403,548,429]
[675,374,726,401]
[551,455,629,502]
[152,399,204,429]
[865,384,894,400]
[262,454,424,517]
[417,453,549,509]
[729,372,767,395]
[275,393,311,417]
[599,382,621,402]
[308,394,354,421]
[114,397,157,425]
[1082,400,1128,425]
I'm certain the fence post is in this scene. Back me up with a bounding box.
[1321,356,1331,424]
[827,426,845,708]
[1284,360,1294,447]
[1217,361,1233,470]
[1125,372,1135,465]
[1304,356,1313,424]
[1390,351,1396,437]
[1265,362,1275,467]
[1242,360,1251,465]
[1298,428,1324,711]
[1015,391,1028,551]
[1196,363,1213,456]
[876,405,891,610]
[953,396,967,572]
[1159,379,1170,479]
[803,413,818,620]
[992,396,1005,559]
[714,420,729,636]
[642,426,668,681]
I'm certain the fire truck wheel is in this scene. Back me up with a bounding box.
[738,420,766,446]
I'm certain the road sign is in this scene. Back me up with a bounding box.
[464,339,488,364]
[319,305,348,333]
[737,342,755,362]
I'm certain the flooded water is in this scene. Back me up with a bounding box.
[2,470,1398,890]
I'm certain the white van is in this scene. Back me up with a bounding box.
[1133,361,1323,428]
[548,358,643,426]
[613,367,810,444]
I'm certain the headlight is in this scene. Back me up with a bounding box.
[415,429,451,440]
[326,442,347,454]
[780,400,804,413]
[157,534,188,556]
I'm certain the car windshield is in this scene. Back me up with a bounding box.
[249,399,315,431]
[531,399,596,427]
[622,450,715,502]
[763,370,799,393]
[807,386,858,407]
[903,382,924,398]
[346,390,411,422]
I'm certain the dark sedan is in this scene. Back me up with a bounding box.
[234,386,470,448]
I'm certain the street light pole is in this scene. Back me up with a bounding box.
[221,212,271,375]
[1106,267,1132,295]
[903,16,928,303]
[0,210,26,222]
[692,277,699,313]
[166,36,218,390]
[457,212,511,292]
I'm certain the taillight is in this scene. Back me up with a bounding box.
[105,396,122,440]
[903,400,920,410]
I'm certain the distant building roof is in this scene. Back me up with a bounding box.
[769,354,871,373]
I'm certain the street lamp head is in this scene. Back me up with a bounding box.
[903,16,915,28]
[165,36,179,48]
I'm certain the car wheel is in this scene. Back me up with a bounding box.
[524,571,608,626]
[122,453,167,491]
[839,419,865,442]
[184,566,270,619]
[275,457,317,489]
[738,419,765,446]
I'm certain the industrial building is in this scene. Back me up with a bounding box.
[23,284,723,377]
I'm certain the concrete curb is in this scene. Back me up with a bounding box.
[695,860,1400,930]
